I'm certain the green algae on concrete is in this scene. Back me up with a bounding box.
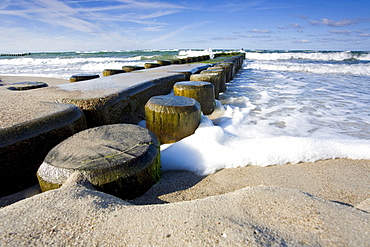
[70,74,100,83]
[144,63,161,69]
[37,124,161,200]
[174,81,215,115]
[103,69,126,76]
[121,66,145,72]
[157,60,172,66]
[190,73,221,99]
[145,95,201,144]
[200,69,227,92]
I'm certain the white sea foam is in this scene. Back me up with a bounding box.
[178,48,215,59]
[244,51,370,61]
[244,61,370,76]
[161,62,370,175]
[0,57,147,79]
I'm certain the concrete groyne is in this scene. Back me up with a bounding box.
[0,53,244,197]
[0,53,31,57]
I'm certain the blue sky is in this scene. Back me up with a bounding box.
[0,0,369,52]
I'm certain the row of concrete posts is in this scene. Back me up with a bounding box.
[0,53,244,199]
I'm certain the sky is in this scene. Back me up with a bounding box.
[0,0,369,53]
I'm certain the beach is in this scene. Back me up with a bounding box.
[1,50,370,245]
[0,75,68,86]
[0,158,369,245]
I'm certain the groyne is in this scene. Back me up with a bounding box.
[0,53,31,57]
[0,53,244,197]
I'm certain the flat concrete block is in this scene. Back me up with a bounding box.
[169,59,181,64]
[174,81,215,115]
[0,101,87,196]
[37,124,161,200]
[157,60,172,66]
[103,69,126,76]
[133,63,211,81]
[145,95,201,144]
[7,81,48,91]
[185,57,193,63]
[122,66,145,72]
[70,74,100,83]
[57,72,186,126]
[144,63,161,69]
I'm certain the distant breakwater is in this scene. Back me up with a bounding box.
[0,52,31,57]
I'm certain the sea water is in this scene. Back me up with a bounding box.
[160,50,370,174]
[0,49,214,79]
[1,49,370,175]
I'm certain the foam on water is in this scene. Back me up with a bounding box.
[244,61,370,76]
[0,56,148,79]
[244,51,370,61]
[0,49,180,79]
[161,61,370,175]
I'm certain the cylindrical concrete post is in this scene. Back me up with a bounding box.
[70,74,99,83]
[103,69,126,77]
[201,68,227,92]
[144,63,161,69]
[145,95,201,144]
[190,73,220,99]
[36,124,161,200]
[157,60,172,66]
[174,81,215,115]
[169,59,181,64]
[122,66,145,72]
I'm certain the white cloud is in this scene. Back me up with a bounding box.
[329,30,351,34]
[322,18,358,27]
[309,18,359,27]
[248,29,273,34]
[294,39,311,43]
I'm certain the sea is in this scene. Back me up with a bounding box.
[1,49,370,175]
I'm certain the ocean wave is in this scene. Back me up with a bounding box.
[243,51,370,62]
[244,61,370,76]
[177,48,214,58]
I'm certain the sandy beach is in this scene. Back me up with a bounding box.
[0,75,69,86]
[0,158,369,246]
[0,74,369,245]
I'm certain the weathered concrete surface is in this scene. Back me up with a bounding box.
[145,95,201,143]
[136,63,211,80]
[0,63,212,196]
[190,73,221,98]
[0,93,87,196]
[174,81,215,115]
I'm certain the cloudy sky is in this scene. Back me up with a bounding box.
[0,0,369,52]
